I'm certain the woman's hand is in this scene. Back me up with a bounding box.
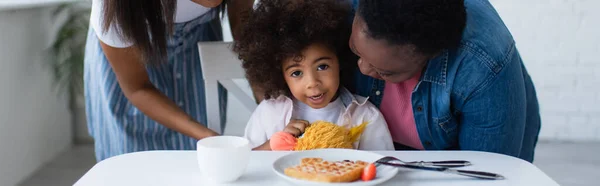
[283,119,310,137]
[202,129,220,139]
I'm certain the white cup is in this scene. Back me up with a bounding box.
[196,136,251,183]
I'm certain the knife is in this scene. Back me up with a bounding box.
[378,162,505,180]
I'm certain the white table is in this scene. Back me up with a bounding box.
[74,151,558,186]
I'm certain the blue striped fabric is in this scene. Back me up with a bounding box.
[83,10,226,161]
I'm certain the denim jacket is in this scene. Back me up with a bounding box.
[347,0,541,162]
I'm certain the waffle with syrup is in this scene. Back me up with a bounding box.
[284,157,368,183]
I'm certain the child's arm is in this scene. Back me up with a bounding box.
[244,99,300,150]
[252,140,272,151]
[358,105,395,150]
[244,98,304,150]
[253,119,309,151]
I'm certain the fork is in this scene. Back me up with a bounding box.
[375,156,471,168]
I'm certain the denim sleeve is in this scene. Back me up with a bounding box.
[458,56,528,161]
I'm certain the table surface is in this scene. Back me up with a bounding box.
[74,150,559,186]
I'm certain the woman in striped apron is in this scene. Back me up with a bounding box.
[84,0,254,161]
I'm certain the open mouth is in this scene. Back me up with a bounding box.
[308,93,324,100]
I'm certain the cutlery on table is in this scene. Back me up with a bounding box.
[376,161,505,180]
[375,156,471,168]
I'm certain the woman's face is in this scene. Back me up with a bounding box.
[282,43,340,109]
[349,15,429,83]
[191,0,223,8]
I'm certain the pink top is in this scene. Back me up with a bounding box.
[380,72,424,150]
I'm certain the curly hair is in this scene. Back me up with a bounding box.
[233,0,354,100]
[358,0,466,55]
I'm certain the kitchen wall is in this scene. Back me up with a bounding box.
[490,0,600,141]
[0,6,72,186]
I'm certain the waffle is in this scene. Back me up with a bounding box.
[284,158,369,183]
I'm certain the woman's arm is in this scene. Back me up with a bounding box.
[100,41,219,140]
[458,60,528,159]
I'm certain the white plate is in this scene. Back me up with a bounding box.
[272,149,398,186]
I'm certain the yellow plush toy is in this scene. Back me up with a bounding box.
[270,120,368,151]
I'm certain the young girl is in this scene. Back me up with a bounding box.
[233,0,394,151]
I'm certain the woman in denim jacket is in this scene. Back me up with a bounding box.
[345,0,541,162]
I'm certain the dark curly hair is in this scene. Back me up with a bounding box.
[233,0,355,100]
[358,0,467,55]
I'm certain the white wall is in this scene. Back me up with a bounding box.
[490,0,600,141]
[0,6,73,186]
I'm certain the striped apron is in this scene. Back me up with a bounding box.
[83,10,227,161]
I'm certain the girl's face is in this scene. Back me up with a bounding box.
[191,0,223,8]
[282,43,340,109]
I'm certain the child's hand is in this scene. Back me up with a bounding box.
[283,119,309,137]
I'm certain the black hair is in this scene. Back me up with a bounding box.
[358,0,466,55]
[233,0,355,99]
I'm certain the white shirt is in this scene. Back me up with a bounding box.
[292,96,344,124]
[90,0,212,48]
[244,87,395,150]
